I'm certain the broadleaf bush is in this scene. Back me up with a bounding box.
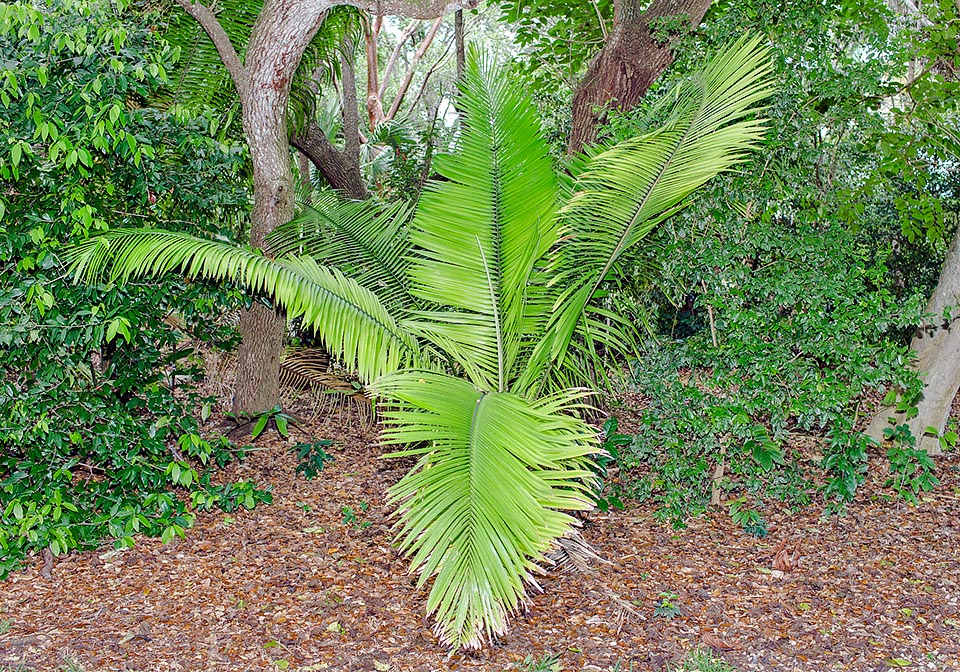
[0,0,255,577]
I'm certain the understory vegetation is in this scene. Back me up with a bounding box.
[0,2,262,578]
[1,0,958,660]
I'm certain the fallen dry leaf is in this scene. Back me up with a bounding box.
[701,632,740,651]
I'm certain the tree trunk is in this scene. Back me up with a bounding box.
[866,229,960,455]
[291,122,368,199]
[567,0,714,155]
[177,0,474,414]
[232,0,331,415]
[455,9,465,80]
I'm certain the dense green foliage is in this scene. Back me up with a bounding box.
[605,0,958,525]
[0,0,261,577]
[2,0,958,657]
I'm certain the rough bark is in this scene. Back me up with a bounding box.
[866,229,960,455]
[454,9,464,80]
[291,122,367,199]
[177,0,475,413]
[567,0,714,155]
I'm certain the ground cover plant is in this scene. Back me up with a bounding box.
[67,40,774,647]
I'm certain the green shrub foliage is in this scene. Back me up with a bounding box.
[608,0,955,523]
[0,0,254,576]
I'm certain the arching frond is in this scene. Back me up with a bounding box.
[372,371,596,650]
[518,35,775,391]
[66,230,424,382]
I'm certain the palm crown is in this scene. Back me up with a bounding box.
[68,37,773,649]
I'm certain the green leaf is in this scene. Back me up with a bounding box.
[251,414,268,439]
[274,414,288,437]
[66,230,426,383]
[105,318,119,343]
[405,49,560,392]
[520,35,774,391]
[374,371,596,649]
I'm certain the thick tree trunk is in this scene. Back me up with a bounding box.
[232,0,330,415]
[567,0,714,155]
[867,229,960,455]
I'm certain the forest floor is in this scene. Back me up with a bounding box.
[1,389,959,672]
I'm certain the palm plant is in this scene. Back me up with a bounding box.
[68,38,774,648]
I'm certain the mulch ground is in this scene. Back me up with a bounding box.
[1,393,959,672]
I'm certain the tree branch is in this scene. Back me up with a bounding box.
[340,39,362,172]
[174,0,249,95]
[344,0,477,19]
[379,20,421,101]
[387,16,442,120]
[291,122,367,199]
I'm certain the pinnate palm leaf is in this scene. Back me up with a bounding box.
[66,230,423,382]
[267,192,416,312]
[405,50,559,391]
[371,371,597,649]
[520,35,774,390]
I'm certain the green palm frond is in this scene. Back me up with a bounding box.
[405,49,560,391]
[519,35,774,391]
[371,371,597,649]
[66,40,775,652]
[267,192,417,312]
[66,230,424,382]
[156,0,260,136]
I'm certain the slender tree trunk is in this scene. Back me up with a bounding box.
[364,16,387,129]
[387,17,443,120]
[297,150,313,190]
[454,9,465,80]
[567,0,714,155]
[867,229,960,455]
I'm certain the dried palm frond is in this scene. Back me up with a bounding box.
[542,528,607,575]
[280,346,371,423]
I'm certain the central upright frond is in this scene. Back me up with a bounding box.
[405,50,559,391]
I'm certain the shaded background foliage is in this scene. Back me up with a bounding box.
[600,0,958,525]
